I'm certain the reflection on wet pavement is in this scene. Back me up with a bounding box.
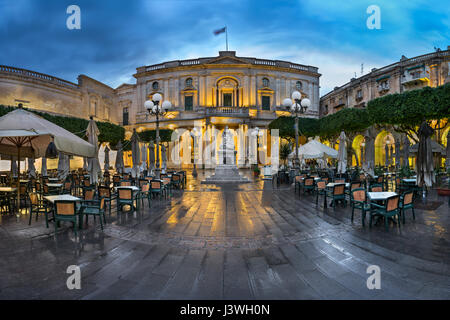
[0,170,449,300]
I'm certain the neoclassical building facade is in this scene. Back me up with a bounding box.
[0,51,321,169]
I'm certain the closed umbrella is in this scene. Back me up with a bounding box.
[11,159,18,177]
[390,145,394,167]
[416,121,435,188]
[28,158,36,178]
[41,157,47,176]
[115,141,124,174]
[57,152,70,181]
[403,135,410,166]
[337,131,347,175]
[83,157,88,171]
[363,130,375,177]
[394,140,400,169]
[148,142,155,175]
[446,130,450,171]
[104,145,110,172]
[131,129,140,178]
[86,117,101,185]
[385,144,389,167]
[161,144,168,173]
[140,143,148,174]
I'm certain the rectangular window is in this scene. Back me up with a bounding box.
[185,95,193,111]
[262,96,270,110]
[123,107,129,126]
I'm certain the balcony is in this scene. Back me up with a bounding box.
[205,107,249,117]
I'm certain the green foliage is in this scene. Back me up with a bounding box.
[374,165,384,176]
[268,116,320,141]
[138,129,174,143]
[319,108,371,139]
[279,142,291,165]
[0,105,124,146]
[398,165,413,178]
[367,83,450,127]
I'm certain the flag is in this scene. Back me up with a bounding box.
[213,27,226,35]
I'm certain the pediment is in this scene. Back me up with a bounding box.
[206,56,250,65]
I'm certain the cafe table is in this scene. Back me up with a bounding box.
[48,178,59,181]
[326,182,350,188]
[367,192,398,224]
[402,178,416,184]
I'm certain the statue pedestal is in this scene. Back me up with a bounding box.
[201,164,250,184]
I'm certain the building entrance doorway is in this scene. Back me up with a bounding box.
[223,93,232,106]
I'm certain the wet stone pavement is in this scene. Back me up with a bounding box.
[0,170,449,300]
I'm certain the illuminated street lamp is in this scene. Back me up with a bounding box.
[283,91,311,169]
[145,93,172,179]
[190,127,200,178]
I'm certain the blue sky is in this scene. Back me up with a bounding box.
[0,0,448,95]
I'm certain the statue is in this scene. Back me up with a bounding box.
[219,126,236,165]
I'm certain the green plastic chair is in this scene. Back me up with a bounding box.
[325,183,346,209]
[315,180,327,204]
[399,191,415,224]
[350,188,370,226]
[28,192,50,227]
[82,197,106,230]
[369,195,401,231]
[54,200,84,237]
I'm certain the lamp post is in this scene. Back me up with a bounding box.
[252,127,261,166]
[361,141,365,165]
[145,93,172,179]
[283,91,311,170]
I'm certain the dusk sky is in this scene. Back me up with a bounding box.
[1,0,448,95]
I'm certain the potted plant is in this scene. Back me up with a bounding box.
[436,167,450,196]
[252,164,260,177]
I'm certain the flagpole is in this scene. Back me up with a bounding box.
[225,26,228,51]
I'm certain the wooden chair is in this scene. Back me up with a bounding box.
[302,178,315,195]
[369,195,401,231]
[117,188,136,213]
[150,180,165,200]
[120,180,132,186]
[171,174,182,190]
[98,186,115,215]
[369,184,383,192]
[62,181,72,195]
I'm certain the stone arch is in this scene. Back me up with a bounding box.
[374,130,397,167]
[351,134,365,166]
[214,76,240,107]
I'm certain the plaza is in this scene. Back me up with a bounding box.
[0,171,448,300]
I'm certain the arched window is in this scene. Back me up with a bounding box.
[262,78,269,87]
[185,78,193,87]
[152,81,159,90]
[296,81,302,90]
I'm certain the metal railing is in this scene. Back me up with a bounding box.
[205,106,249,116]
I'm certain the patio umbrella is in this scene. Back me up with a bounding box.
[416,121,435,188]
[410,140,445,155]
[337,131,347,175]
[161,144,168,173]
[131,129,140,178]
[115,141,124,174]
[148,142,155,175]
[363,130,375,177]
[86,117,101,184]
[390,145,394,167]
[0,108,94,158]
[83,157,88,171]
[395,140,400,169]
[41,157,48,176]
[28,158,36,178]
[104,145,110,172]
[140,143,148,174]
[11,158,18,177]
[402,135,410,166]
[288,140,338,159]
[385,144,389,167]
[446,130,450,170]
[57,152,70,181]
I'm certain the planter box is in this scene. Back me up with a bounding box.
[436,188,450,196]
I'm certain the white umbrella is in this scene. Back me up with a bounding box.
[131,129,140,178]
[446,130,450,171]
[337,131,347,175]
[41,157,48,176]
[83,157,88,171]
[140,143,148,174]
[416,122,435,188]
[148,142,155,174]
[28,158,36,178]
[11,158,18,177]
[363,133,375,177]
[86,117,101,184]
[161,144,168,173]
[115,141,124,174]
[57,152,70,181]
[0,108,95,158]
[104,145,110,171]
[288,140,338,159]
